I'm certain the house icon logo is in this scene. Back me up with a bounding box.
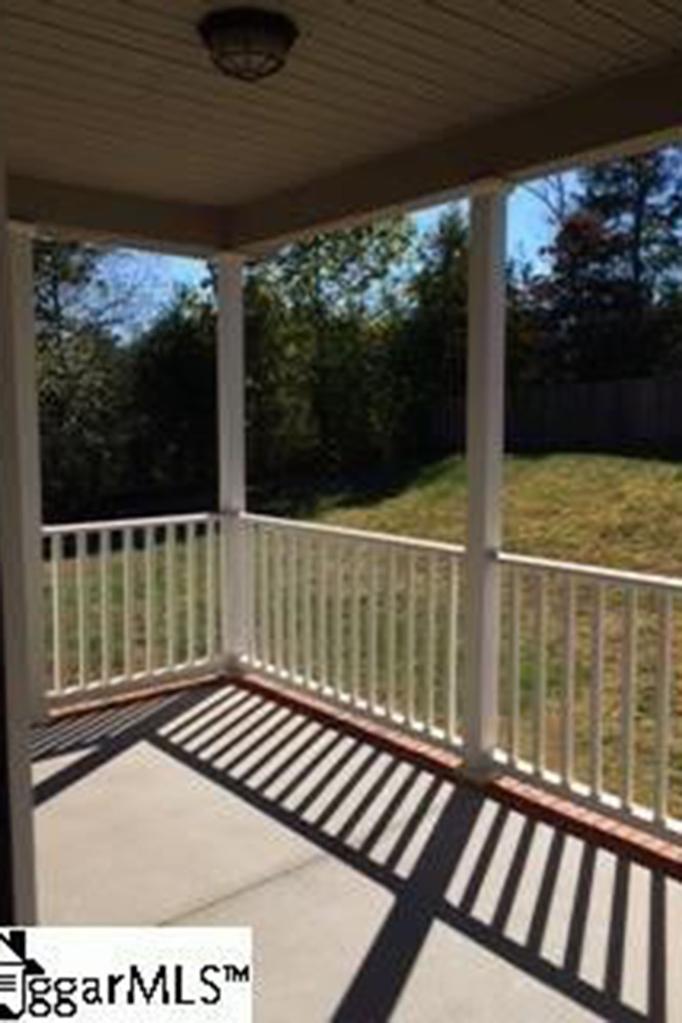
[0,931,44,1020]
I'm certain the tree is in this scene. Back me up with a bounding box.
[39,329,132,520]
[129,286,218,509]
[529,210,626,379]
[246,217,414,480]
[34,239,107,343]
[393,205,469,454]
[582,149,682,308]
[244,274,319,486]
[258,216,414,321]
[32,239,137,519]
[34,238,150,345]
[527,147,682,380]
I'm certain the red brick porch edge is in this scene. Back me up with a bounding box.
[47,670,682,880]
[233,673,682,881]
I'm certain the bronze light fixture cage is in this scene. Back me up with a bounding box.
[198,7,299,83]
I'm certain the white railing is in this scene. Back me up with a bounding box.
[42,512,224,705]
[496,551,682,834]
[240,513,465,745]
[40,508,682,836]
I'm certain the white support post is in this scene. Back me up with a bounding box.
[217,253,247,672]
[9,224,44,721]
[0,160,38,922]
[463,186,507,772]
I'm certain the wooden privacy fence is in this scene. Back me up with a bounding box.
[434,375,682,453]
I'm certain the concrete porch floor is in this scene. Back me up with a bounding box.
[32,681,680,1022]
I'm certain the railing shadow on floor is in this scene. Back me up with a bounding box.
[33,680,670,1023]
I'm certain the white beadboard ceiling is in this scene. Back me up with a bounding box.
[3,0,682,248]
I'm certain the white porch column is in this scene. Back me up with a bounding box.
[0,163,38,921]
[463,186,507,772]
[9,224,44,722]
[217,252,247,672]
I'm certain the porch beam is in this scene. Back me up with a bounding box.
[226,58,682,252]
[217,253,247,671]
[0,158,38,923]
[8,175,228,256]
[463,187,507,771]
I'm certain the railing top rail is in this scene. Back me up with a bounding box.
[42,508,682,592]
[241,511,465,557]
[498,549,682,593]
[42,511,217,536]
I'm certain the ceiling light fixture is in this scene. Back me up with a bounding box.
[198,7,299,83]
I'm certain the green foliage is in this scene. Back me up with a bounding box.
[39,330,132,520]
[33,145,682,522]
[393,206,468,454]
[245,276,318,479]
[582,149,682,294]
[129,287,217,508]
[257,216,414,320]
[522,147,682,381]
[34,240,132,519]
[244,217,416,488]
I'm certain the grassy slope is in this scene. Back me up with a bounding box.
[319,453,682,577]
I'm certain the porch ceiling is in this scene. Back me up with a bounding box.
[4,0,682,251]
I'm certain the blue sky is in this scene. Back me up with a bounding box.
[508,184,556,266]
[106,180,558,337]
[413,184,557,264]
